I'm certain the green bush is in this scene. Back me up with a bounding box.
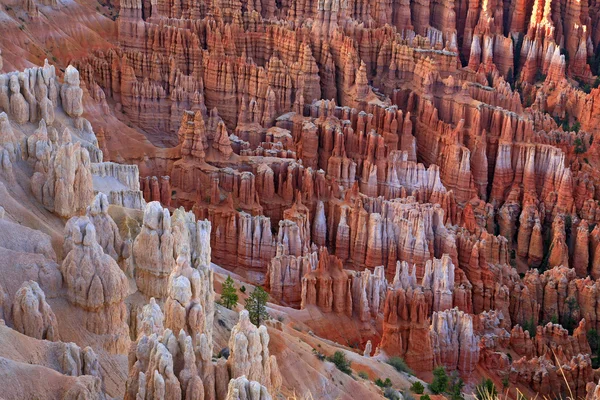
[574,137,586,153]
[220,276,238,309]
[327,351,351,374]
[410,381,425,394]
[429,367,448,394]
[375,378,393,388]
[387,356,413,375]
[521,318,536,336]
[420,396,431,400]
[448,373,464,400]
[244,286,269,326]
[358,371,369,379]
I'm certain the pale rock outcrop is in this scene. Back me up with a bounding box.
[363,340,372,357]
[422,254,455,312]
[430,308,480,373]
[164,255,212,343]
[12,280,59,341]
[62,216,129,353]
[31,133,94,218]
[60,66,84,119]
[136,297,165,338]
[0,112,18,161]
[133,201,176,299]
[228,310,281,393]
[266,245,317,306]
[8,74,29,124]
[226,376,272,400]
[87,193,128,261]
[350,266,387,321]
[171,208,215,350]
[125,331,184,400]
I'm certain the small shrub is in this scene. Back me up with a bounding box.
[401,391,415,400]
[387,356,413,375]
[410,381,425,394]
[574,137,586,153]
[312,348,325,361]
[429,366,448,394]
[420,396,431,400]
[476,378,497,400]
[375,378,392,388]
[240,285,246,293]
[384,387,400,400]
[535,70,546,82]
[448,373,464,400]
[521,318,536,336]
[327,351,352,374]
[358,371,369,379]
[502,376,509,388]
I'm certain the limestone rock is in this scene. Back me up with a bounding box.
[228,310,281,392]
[430,308,480,373]
[133,201,176,299]
[12,280,59,341]
[225,376,272,400]
[60,66,84,118]
[301,248,351,315]
[62,216,129,353]
[32,135,94,218]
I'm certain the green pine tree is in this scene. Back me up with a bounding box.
[429,367,449,394]
[245,286,270,326]
[220,276,238,309]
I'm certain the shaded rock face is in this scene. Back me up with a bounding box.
[62,216,130,353]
